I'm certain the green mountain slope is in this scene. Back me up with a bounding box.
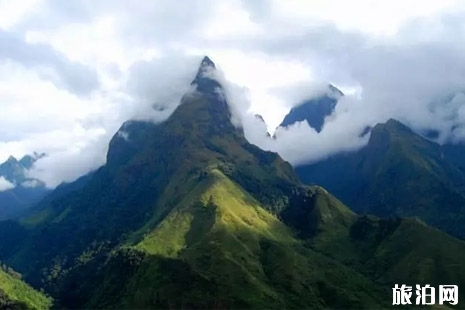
[283,188,465,304]
[297,118,465,238]
[0,266,51,309]
[309,213,465,289]
[0,58,464,308]
[67,169,388,309]
[0,57,300,306]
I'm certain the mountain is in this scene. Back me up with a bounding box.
[278,84,343,132]
[0,154,49,220]
[296,118,465,238]
[443,142,465,172]
[0,58,464,308]
[0,264,51,309]
[0,153,45,183]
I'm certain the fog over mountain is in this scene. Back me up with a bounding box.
[2,3,465,308]
[2,0,465,185]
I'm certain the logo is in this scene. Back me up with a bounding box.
[393,284,458,306]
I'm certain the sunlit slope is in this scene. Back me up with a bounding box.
[0,268,51,309]
[84,169,387,309]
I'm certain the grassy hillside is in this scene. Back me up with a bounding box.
[56,167,465,309]
[0,267,51,309]
[78,169,388,309]
[280,185,465,306]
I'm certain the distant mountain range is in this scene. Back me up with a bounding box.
[0,153,49,220]
[1,57,465,308]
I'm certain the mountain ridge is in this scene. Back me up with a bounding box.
[1,58,464,308]
[296,117,465,239]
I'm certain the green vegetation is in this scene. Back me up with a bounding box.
[0,265,51,309]
[81,169,388,309]
[0,60,464,308]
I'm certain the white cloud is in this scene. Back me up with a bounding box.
[125,54,201,121]
[21,179,42,188]
[206,50,315,129]
[0,0,40,30]
[203,1,263,39]
[0,176,15,192]
[222,80,372,165]
[0,29,99,96]
[1,0,465,186]
[271,0,458,36]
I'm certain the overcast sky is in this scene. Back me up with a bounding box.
[1,0,465,187]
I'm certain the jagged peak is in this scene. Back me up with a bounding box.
[19,152,45,169]
[6,155,18,163]
[200,56,215,68]
[0,156,21,172]
[106,56,239,166]
[190,56,222,96]
[373,118,412,132]
[194,56,216,79]
[2,152,46,168]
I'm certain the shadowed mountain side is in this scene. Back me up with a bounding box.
[296,118,465,239]
[278,84,343,133]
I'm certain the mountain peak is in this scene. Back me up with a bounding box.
[107,56,236,166]
[373,118,413,134]
[3,152,45,169]
[194,56,216,79]
[200,56,215,68]
[279,84,343,132]
[385,118,405,127]
[19,153,43,169]
[366,118,432,158]
[369,119,404,144]
[6,156,18,164]
[191,56,221,95]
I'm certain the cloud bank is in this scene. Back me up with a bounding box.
[0,177,15,192]
[1,0,465,185]
[25,55,203,187]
